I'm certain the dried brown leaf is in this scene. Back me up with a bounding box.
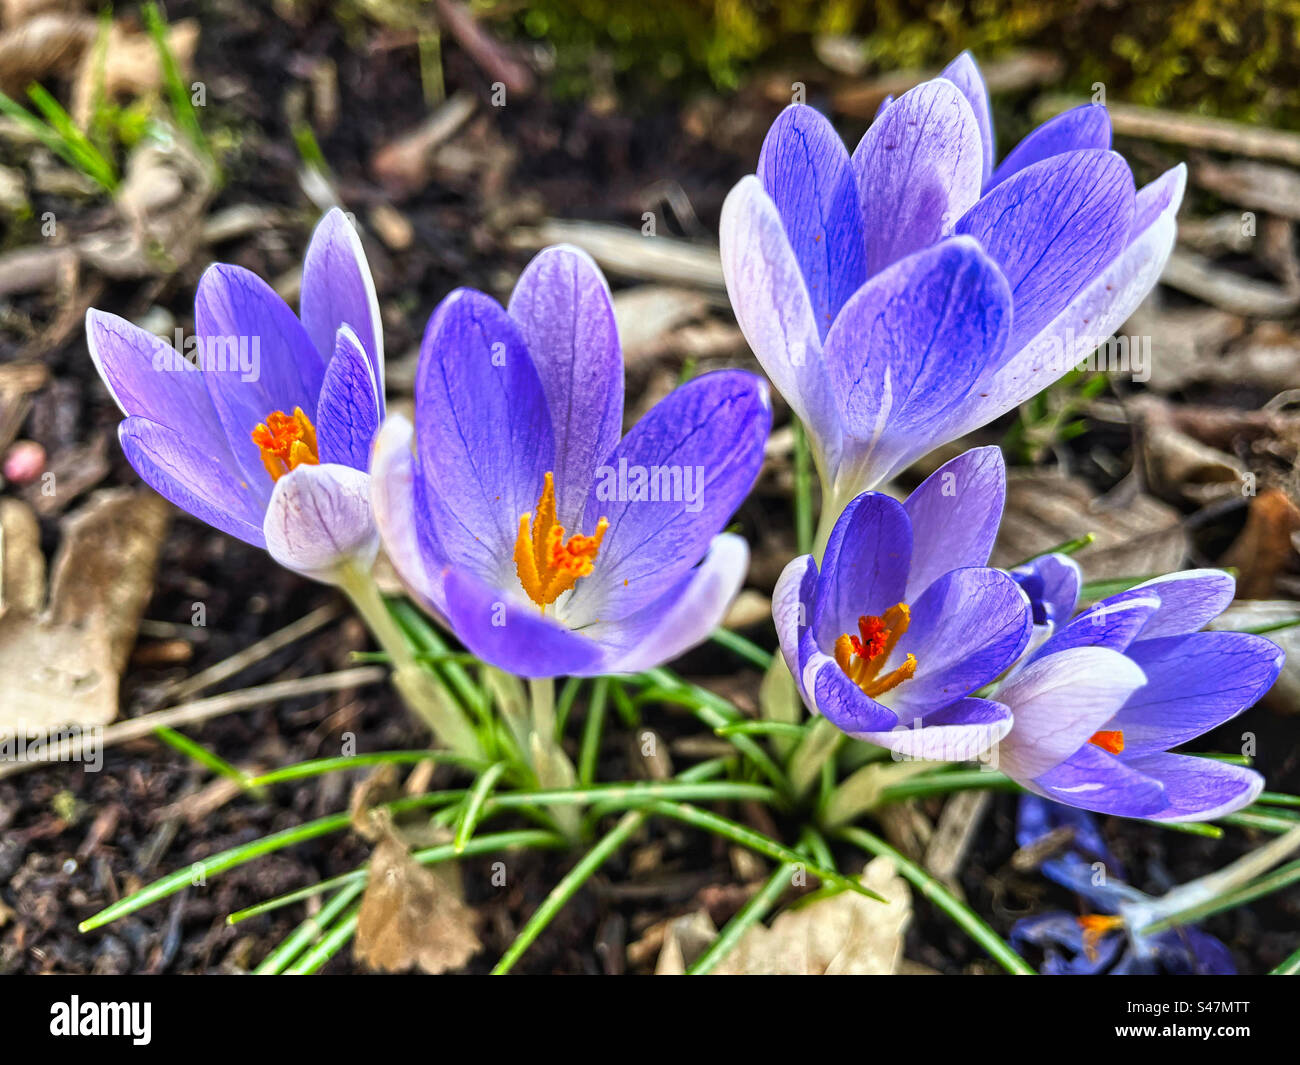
[354,834,482,974]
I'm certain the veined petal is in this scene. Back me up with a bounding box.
[300,207,384,391]
[414,287,555,583]
[441,568,606,678]
[1122,752,1264,822]
[996,646,1146,782]
[940,52,994,188]
[86,308,228,447]
[563,369,769,625]
[316,324,381,471]
[1027,743,1167,819]
[1132,569,1235,638]
[945,165,1185,439]
[195,263,327,498]
[890,567,1031,717]
[370,414,447,619]
[855,696,1011,762]
[957,149,1136,355]
[720,176,842,467]
[804,648,897,736]
[825,237,1011,489]
[507,245,623,530]
[595,534,750,673]
[812,492,912,650]
[853,78,984,277]
[903,445,1005,600]
[263,463,377,582]
[757,104,866,337]
[989,104,1111,188]
[1034,593,1161,659]
[773,554,818,699]
[119,416,265,546]
[1111,632,1284,753]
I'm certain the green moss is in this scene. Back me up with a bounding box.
[514,0,1300,128]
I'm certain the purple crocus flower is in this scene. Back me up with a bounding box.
[993,560,1283,821]
[1011,795,1236,975]
[370,245,770,679]
[721,52,1184,502]
[773,446,1031,759]
[86,208,384,583]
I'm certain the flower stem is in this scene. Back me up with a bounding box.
[528,675,582,840]
[336,561,483,761]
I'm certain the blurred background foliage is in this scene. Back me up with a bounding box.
[515,0,1300,127]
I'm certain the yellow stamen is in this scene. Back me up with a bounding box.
[1077,914,1124,962]
[251,407,319,482]
[515,472,608,609]
[835,602,916,697]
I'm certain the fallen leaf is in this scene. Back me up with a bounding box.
[354,833,482,974]
[1211,602,1300,713]
[714,858,911,975]
[993,471,1188,579]
[1219,488,1300,599]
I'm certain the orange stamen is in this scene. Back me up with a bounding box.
[834,602,916,697]
[1077,913,1124,962]
[251,407,319,482]
[1089,730,1125,755]
[515,472,608,609]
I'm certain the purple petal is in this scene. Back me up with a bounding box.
[853,78,984,277]
[370,415,448,620]
[1123,752,1264,822]
[757,104,866,338]
[263,463,378,582]
[414,287,555,582]
[86,309,228,448]
[854,696,1011,762]
[903,445,1004,600]
[315,325,381,471]
[944,164,1184,440]
[720,176,842,467]
[774,554,818,699]
[891,567,1031,717]
[1131,569,1235,638]
[119,416,265,547]
[996,646,1146,782]
[989,104,1111,188]
[1028,743,1167,819]
[194,263,327,499]
[812,493,912,650]
[940,52,994,187]
[958,149,1136,354]
[1112,632,1284,753]
[1034,593,1160,659]
[1010,553,1082,628]
[562,369,769,625]
[592,534,750,673]
[804,649,897,736]
[300,208,384,390]
[825,238,1011,487]
[507,245,624,529]
[441,569,606,678]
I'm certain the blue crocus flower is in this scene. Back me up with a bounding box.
[993,559,1283,821]
[773,446,1032,759]
[86,209,385,583]
[720,52,1185,507]
[1011,795,1237,974]
[371,245,771,679]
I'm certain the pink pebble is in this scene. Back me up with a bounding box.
[3,440,46,485]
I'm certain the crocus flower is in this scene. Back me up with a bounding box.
[86,208,384,583]
[993,560,1283,821]
[1010,795,1236,975]
[721,52,1184,505]
[773,446,1031,759]
[371,245,770,679]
